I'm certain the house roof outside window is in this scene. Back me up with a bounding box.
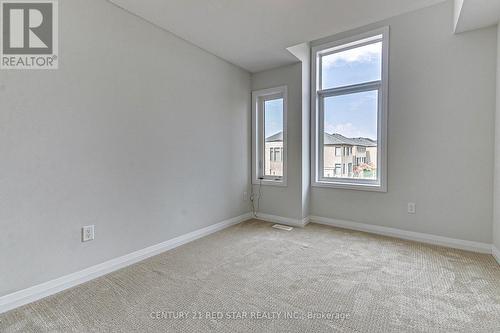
[266,131,376,147]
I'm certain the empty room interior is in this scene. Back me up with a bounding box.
[1,0,500,332]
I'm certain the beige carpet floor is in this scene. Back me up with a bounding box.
[1,219,499,332]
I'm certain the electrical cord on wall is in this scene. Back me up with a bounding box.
[251,178,263,218]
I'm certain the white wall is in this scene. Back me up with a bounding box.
[0,0,250,297]
[311,1,496,244]
[494,23,500,252]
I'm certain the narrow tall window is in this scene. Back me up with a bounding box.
[312,27,388,191]
[252,86,287,186]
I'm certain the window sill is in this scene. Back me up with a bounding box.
[252,179,288,187]
[312,180,386,192]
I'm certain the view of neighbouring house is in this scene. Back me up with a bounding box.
[323,133,377,179]
[265,132,377,179]
[265,132,284,177]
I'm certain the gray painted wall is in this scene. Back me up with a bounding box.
[250,54,310,222]
[494,23,500,252]
[254,1,496,244]
[297,45,311,220]
[0,0,251,296]
[311,1,496,244]
[251,64,303,220]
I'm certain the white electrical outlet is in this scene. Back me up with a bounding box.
[82,225,95,242]
[243,191,248,201]
[408,203,416,214]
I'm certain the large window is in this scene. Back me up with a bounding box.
[312,27,388,191]
[252,86,287,186]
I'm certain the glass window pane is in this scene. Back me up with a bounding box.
[323,90,378,180]
[321,41,382,89]
[264,98,283,177]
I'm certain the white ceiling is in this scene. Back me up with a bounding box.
[109,0,446,73]
[454,0,500,33]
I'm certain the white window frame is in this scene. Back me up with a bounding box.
[311,27,389,192]
[252,86,288,186]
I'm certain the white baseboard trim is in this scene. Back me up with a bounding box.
[254,213,308,228]
[493,245,500,265]
[0,213,252,315]
[309,216,492,254]
[302,216,311,226]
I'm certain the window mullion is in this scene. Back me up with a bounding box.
[318,80,381,97]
